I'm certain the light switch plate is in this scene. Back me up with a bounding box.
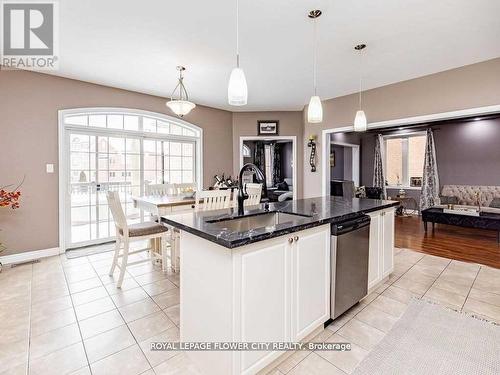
[46,164,54,173]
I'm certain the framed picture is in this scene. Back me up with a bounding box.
[410,177,422,187]
[257,120,279,135]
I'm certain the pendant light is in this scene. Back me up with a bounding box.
[166,66,196,117]
[307,9,323,124]
[354,44,367,132]
[228,0,248,106]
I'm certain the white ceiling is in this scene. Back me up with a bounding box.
[49,0,500,111]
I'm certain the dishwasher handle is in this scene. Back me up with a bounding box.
[331,215,370,236]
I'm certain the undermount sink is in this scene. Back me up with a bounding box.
[206,211,312,232]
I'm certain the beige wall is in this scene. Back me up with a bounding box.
[0,70,233,255]
[303,57,500,198]
[3,57,500,255]
[232,111,304,198]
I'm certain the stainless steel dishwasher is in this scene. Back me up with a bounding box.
[331,215,370,319]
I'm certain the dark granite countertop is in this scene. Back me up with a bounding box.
[161,196,399,249]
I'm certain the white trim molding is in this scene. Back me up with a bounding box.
[239,136,298,201]
[0,247,60,266]
[321,104,500,197]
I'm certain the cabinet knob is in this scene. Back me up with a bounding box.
[288,237,294,244]
[294,236,299,242]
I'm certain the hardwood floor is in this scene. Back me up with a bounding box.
[395,215,500,268]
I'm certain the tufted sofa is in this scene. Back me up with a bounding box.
[440,185,500,211]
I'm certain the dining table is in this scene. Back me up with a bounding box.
[132,194,197,272]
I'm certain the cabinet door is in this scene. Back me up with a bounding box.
[291,225,330,341]
[367,212,382,289]
[381,208,395,277]
[237,239,290,374]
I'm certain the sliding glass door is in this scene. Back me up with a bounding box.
[61,109,201,250]
[69,132,144,244]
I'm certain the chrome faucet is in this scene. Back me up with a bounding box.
[237,163,267,215]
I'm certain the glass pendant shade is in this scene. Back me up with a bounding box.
[354,110,367,132]
[228,67,248,106]
[166,100,196,117]
[307,95,323,123]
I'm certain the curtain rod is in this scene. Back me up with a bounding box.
[363,112,500,135]
[368,125,440,135]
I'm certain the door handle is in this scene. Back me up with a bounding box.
[288,237,294,244]
[293,236,299,242]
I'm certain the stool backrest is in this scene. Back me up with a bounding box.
[174,183,197,195]
[195,190,231,211]
[145,183,175,196]
[244,183,262,206]
[106,191,128,235]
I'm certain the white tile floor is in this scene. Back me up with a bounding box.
[1,248,500,375]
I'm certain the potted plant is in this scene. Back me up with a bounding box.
[0,178,23,272]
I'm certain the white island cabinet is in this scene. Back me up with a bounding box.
[367,207,396,290]
[180,224,330,375]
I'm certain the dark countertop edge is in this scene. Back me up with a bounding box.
[162,201,399,249]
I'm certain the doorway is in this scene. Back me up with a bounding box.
[239,136,297,201]
[328,141,360,196]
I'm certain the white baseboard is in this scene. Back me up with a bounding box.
[0,247,60,265]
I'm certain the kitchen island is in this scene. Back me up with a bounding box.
[162,196,398,375]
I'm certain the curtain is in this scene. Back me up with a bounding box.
[420,129,440,210]
[373,134,387,199]
[253,142,266,182]
[272,143,282,186]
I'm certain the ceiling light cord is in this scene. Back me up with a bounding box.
[354,44,366,110]
[313,18,317,96]
[358,51,362,109]
[236,0,240,68]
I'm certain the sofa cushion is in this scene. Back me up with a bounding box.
[441,185,500,206]
[490,198,500,209]
[276,181,289,191]
[440,195,459,205]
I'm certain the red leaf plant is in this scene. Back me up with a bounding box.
[0,177,24,256]
[0,178,23,209]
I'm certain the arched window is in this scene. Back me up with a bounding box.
[64,110,200,138]
[60,108,203,247]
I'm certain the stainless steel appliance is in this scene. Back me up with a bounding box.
[331,215,370,319]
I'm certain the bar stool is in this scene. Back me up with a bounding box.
[106,191,170,288]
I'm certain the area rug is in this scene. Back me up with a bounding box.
[353,298,500,375]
